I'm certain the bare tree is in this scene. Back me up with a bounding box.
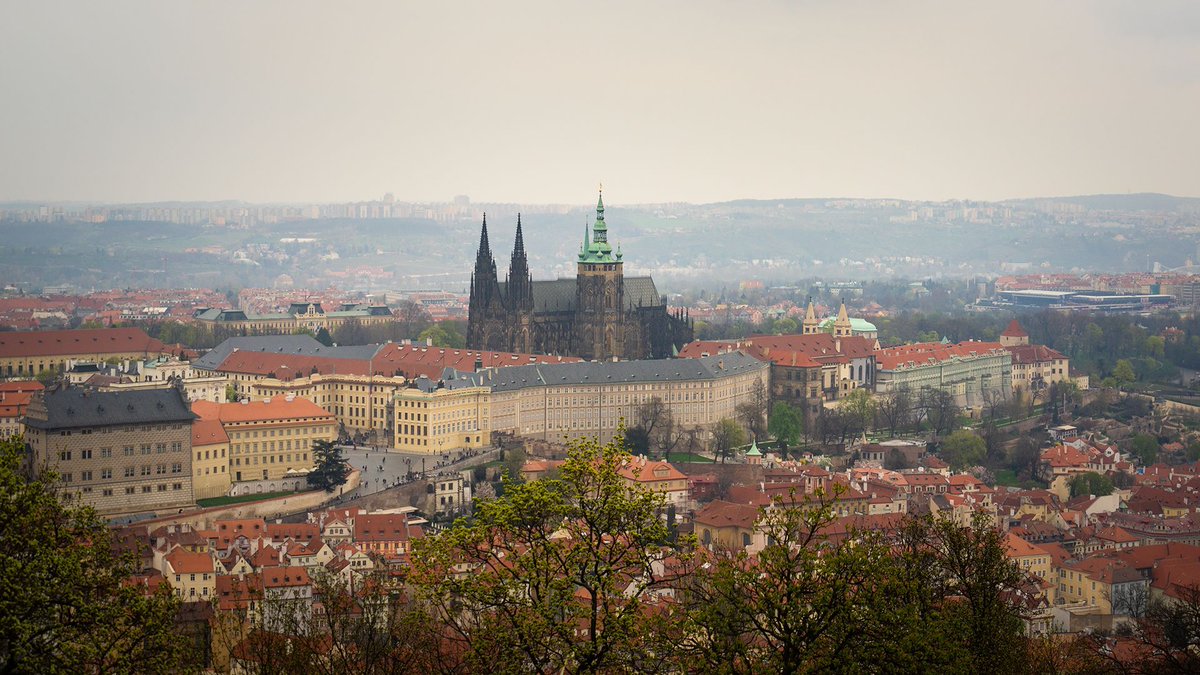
[875,388,913,438]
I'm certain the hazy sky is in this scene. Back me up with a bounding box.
[1,1,1198,204]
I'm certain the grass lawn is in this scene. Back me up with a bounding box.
[197,491,300,508]
[666,452,713,463]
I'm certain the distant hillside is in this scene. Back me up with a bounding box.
[1004,193,1200,212]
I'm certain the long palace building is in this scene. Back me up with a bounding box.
[467,191,693,361]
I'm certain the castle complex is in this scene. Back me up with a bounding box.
[467,192,692,360]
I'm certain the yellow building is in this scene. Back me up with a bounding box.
[694,500,762,552]
[246,373,407,440]
[192,397,336,486]
[162,547,217,602]
[393,378,491,454]
[191,417,232,500]
[1055,557,1146,616]
[1004,532,1056,604]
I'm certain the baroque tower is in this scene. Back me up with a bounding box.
[574,190,625,360]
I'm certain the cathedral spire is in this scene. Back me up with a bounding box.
[508,214,533,311]
[476,213,493,266]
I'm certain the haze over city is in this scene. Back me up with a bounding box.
[2,0,1199,205]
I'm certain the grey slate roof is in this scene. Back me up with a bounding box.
[25,386,196,430]
[193,336,385,371]
[496,276,663,314]
[446,351,766,393]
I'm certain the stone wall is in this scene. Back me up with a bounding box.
[132,466,361,530]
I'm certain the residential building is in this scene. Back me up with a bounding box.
[694,500,762,552]
[163,547,217,602]
[23,385,196,517]
[617,456,689,508]
[191,397,336,489]
[0,380,42,438]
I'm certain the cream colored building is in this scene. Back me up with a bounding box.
[393,378,491,454]
[389,352,770,453]
[162,547,217,602]
[246,373,407,440]
[192,397,336,485]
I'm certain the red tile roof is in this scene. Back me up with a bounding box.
[369,343,581,380]
[1001,320,1028,338]
[192,397,333,424]
[0,327,169,358]
[164,547,215,575]
[191,418,228,446]
[1007,344,1066,364]
[353,514,412,543]
[694,500,760,530]
[875,341,1008,370]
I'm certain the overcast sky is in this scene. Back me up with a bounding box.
[1,1,1197,205]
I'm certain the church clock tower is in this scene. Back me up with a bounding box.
[575,189,625,360]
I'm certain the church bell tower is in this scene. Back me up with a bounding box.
[575,189,625,360]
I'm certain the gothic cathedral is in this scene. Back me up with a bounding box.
[467,192,693,360]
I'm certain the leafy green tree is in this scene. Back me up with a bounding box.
[0,438,187,673]
[1131,433,1160,465]
[1113,359,1137,388]
[711,417,746,464]
[224,382,240,402]
[417,323,465,348]
[893,513,1030,674]
[842,387,875,437]
[768,402,802,457]
[772,317,798,335]
[410,434,685,673]
[623,425,651,455]
[679,488,895,672]
[1069,471,1115,498]
[940,430,987,471]
[307,439,350,492]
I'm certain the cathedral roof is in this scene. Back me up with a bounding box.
[496,276,663,313]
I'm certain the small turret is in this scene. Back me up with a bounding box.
[833,299,852,338]
[802,297,820,335]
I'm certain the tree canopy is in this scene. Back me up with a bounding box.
[940,430,987,471]
[0,437,187,674]
[307,439,350,492]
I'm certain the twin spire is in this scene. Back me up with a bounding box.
[471,212,532,311]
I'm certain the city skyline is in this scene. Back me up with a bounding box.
[2,1,1199,205]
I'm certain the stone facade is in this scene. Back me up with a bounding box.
[391,352,769,451]
[23,386,196,518]
[874,341,1012,409]
[467,194,693,361]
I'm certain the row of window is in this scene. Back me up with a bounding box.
[77,482,184,497]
